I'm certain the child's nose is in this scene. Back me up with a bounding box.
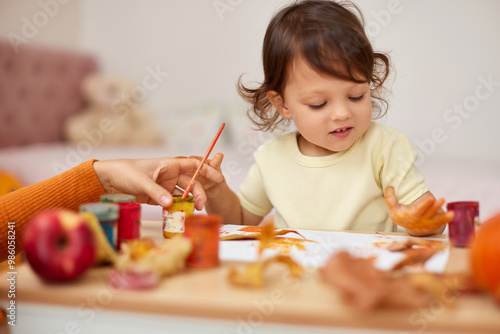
[329,104,351,121]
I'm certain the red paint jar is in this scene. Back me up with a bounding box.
[184,214,221,268]
[447,201,479,247]
[117,202,141,250]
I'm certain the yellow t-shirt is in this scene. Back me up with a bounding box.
[237,122,429,232]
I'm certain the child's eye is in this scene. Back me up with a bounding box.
[308,102,326,110]
[349,94,364,102]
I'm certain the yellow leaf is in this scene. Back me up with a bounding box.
[228,254,302,288]
[258,219,275,255]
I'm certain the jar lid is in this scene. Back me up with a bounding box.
[80,202,119,221]
[100,194,136,203]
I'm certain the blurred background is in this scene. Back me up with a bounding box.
[1,0,499,220]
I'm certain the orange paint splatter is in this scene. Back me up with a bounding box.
[372,241,390,248]
[238,226,263,233]
[267,237,315,253]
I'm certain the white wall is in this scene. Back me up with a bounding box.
[0,0,80,48]
[1,0,499,162]
[80,0,500,162]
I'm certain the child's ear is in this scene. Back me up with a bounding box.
[266,90,291,118]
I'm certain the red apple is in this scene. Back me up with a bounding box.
[23,209,96,282]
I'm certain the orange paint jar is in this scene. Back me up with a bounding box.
[184,214,221,268]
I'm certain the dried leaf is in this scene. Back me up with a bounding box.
[321,252,389,311]
[228,254,302,288]
[407,272,476,307]
[114,236,192,276]
[259,221,277,255]
[408,272,448,298]
[121,238,157,261]
[228,263,265,287]
[227,220,304,288]
[391,248,439,270]
[385,238,448,252]
[262,255,303,278]
[384,239,413,251]
[321,251,442,311]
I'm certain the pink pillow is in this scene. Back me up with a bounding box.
[0,39,98,147]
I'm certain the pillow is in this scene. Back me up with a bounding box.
[0,169,23,196]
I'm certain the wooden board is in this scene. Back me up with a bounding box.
[1,221,499,333]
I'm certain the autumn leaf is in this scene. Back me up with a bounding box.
[227,219,304,288]
[121,238,157,261]
[320,251,469,311]
[228,254,302,288]
[391,248,439,270]
[114,236,192,276]
[385,238,448,252]
[262,255,303,278]
[258,220,276,255]
[228,262,265,287]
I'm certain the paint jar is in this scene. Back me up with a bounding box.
[116,202,141,250]
[447,201,479,247]
[99,194,140,250]
[100,194,136,203]
[80,203,119,249]
[162,195,194,238]
[184,214,221,268]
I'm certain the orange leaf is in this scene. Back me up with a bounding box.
[228,254,302,288]
[258,220,275,255]
[320,251,468,312]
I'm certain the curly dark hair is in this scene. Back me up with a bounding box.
[238,0,390,132]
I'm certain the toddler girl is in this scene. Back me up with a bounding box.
[205,0,452,235]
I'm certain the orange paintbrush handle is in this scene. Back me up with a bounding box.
[181,123,225,199]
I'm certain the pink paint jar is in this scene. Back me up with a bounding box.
[446,201,479,247]
[116,202,141,250]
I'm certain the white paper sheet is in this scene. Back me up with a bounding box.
[219,225,449,273]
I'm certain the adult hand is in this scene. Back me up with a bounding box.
[188,152,225,199]
[384,186,454,236]
[93,157,224,210]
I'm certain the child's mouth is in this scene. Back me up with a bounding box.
[330,127,352,138]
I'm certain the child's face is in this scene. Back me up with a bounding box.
[270,57,372,156]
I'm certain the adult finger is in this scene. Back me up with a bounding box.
[136,173,173,207]
[173,174,207,210]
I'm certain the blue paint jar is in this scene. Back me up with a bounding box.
[80,202,119,249]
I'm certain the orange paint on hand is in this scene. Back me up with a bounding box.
[384,186,453,235]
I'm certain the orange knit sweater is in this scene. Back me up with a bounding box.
[0,160,106,261]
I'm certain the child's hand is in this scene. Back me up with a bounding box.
[188,152,226,199]
[384,186,454,236]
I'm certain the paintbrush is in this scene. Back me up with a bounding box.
[181,123,225,199]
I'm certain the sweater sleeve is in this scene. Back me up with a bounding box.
[0,159,106,261]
